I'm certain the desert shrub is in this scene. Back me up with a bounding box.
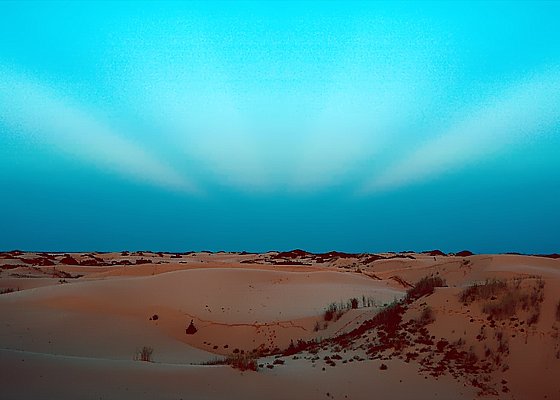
[313,320,321,332]
[527,311,540,326]
[283,339,315,357]
[475,278,545,320]
[135,346,153,362]
[406,276,446,301]
[0,287,17,295]
[530,280,545,304]
[359,295,377,308]
[556,301,560,322]
[465,347,478,364]
[323,301,348,322]
[324,303,338,321]
[418,306,435,325]
[459,279,507,304]
[350,298,359,309]
[374,301,404,332]
[226,353,259,371]
[202,353,259,371]
[482,291,520,319]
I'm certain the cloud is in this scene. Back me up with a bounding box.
[0,69,198,193]
[362,68,560,193]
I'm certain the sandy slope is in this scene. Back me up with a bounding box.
[0,348,476,400]
[1,267,402,359]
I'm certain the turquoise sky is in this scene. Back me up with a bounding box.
[1,1,559,253]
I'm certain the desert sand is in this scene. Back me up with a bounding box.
[1,249,559,399]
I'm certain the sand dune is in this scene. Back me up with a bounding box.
[1,251,559,399]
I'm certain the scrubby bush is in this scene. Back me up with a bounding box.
[324,303,339,321]
[406,276,446,302]
[527,311,540,326]
[459,279,507,304]
[323,301,348,322]
[374,301,404,332]
[418,306,435,325]
[350,298,359,309]
[482,291,520,319]
[135,346,153,362]
[313,320,321,332]
[225,353,259,371]
[202,352,259,371]
[467,278,545,320]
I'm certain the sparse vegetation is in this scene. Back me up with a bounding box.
[135,346,154,362]
[462,277,546,320]
[482,291,522,319]
[0,287,17,295]
[406,275,446,302]
[322,296,378,323]
[313,320,321,332]
[373,300,404,332]
[350,298,359,309]
[459,279,507,304]
[418,306,435,325]
[204,353,259,371]
[527,310,540,326]
[227,353,259,371]
[324,303,343,322]
[555,300,560,322]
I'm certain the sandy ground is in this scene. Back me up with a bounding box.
[1,250,559,399]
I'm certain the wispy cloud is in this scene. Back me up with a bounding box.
[362,68,560,193]
[0,69,198,193]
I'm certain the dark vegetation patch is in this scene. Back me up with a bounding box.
[59,255,79,265]
[459,279,507,304]
[134,346,153,362]
[79,256,110,266]
[534,253,560,259]
[204,353,259,371]
[273,249,311,259]
[112,260,133,265]
[386,254,416,260]
[460,278,545,323]
[418,306,435,325]
[405,276,446,302]
[241,275,516,396]
[321,296,378,326]
[422,250,447,256]
[20,257,55,266]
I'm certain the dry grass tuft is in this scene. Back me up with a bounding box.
[204,353,259,371]
[459,279,507,304]
[135,346,154,362]
[406,276,446,302]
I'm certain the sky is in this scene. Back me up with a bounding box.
[1,1,559,254]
